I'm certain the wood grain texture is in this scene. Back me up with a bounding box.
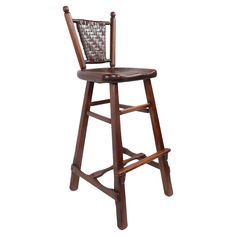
[90,99,110,106]
[144,79,173,196]
[120,103,150,115]
[69,82,94,190]
[90,151,146,179]
[110,12,116,68]
[64,7,173,229]
[122,147,160,169]
[118,148,170,175]
[87,111,111,124]
[72,165,118,200]
[119,104,150,113]
[110,83,128,230]
[77,67,157,83]
[63,6,86,70]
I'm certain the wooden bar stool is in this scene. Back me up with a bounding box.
[63,6,173,230]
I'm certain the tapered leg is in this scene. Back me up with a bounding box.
[144,79,173,196]
[110,83,128,230]
[70,82,94,191]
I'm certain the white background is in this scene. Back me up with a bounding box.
[0,0,236,235]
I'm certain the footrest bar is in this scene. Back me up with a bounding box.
[71,165,118,200]
[90,153,146,179]
[118,148,171,176]
[89,148,162,180]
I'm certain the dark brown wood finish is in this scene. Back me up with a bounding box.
[90,99,110,106]
[63,6,86,70]
[118,148,171,176]
[71,165,118,200]
[120,103,150,115]
[63,6,173,230]
[110,83,127,230]
[90,153,145,179]
[122,147,145,158]
[87,111,111,124]
[89,147,160,179]
[70,82,94,190]
[144,79,173,196]
[119,104,150,113]
[77,68,157,83]
[110,12,116,68]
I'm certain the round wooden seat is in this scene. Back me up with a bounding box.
[77,67,157,83]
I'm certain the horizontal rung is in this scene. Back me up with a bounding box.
[119,104,150,113]
[118,148,171,176]
[73,19,111,25]
[86,59,111,64]
[91,99,110,106]
[87,111,111,124]
[90,148,160,179]
[120,103,150,115]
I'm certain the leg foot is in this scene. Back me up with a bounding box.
[69,82,94,191]
[159,157,173,196]
[115,176,128,230]
[70,173,79,191]
[143,79,173,196]
[110,83,128,229]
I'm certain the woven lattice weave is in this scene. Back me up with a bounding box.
[76,20,107,63]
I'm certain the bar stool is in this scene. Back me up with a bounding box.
[63,6,173,230]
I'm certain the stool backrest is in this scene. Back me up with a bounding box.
[63,6,116,70]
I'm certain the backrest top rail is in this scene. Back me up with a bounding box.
[73,19,110,25]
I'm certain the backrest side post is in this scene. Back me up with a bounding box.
[63,6,86,70]
[110,12,116,68]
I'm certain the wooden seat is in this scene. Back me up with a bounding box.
[63,6,173,230]
[77,67,157,83]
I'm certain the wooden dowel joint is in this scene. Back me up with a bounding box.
[71,165,118,200]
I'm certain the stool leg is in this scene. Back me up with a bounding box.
[144,79,173,196]
[70,82,94,191]
[110,83,128,230]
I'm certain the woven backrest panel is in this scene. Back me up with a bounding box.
[75,20,107,63]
